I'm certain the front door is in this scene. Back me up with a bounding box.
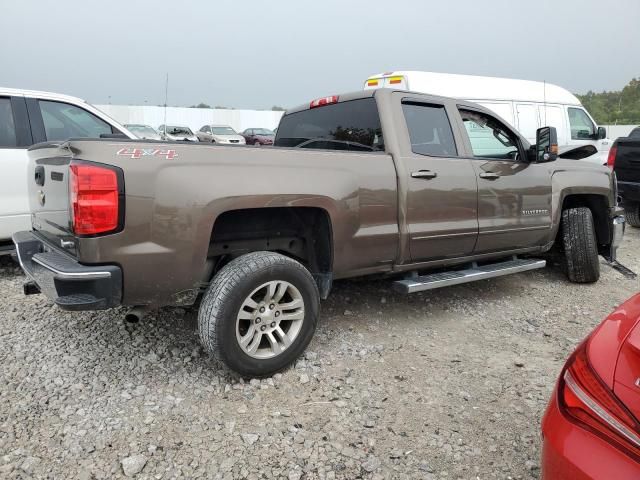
[400,99,479,262]
[458,108,552,254]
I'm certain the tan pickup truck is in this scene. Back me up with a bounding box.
[13,89,624,376]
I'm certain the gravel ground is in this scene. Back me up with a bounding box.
[1,229,639,480]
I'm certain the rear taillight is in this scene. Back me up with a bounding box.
[607,144,618,169]
[69,163,121,235]
[559,341,640,460]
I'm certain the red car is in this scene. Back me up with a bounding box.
[240,128,275,146]
[542,293,640,479]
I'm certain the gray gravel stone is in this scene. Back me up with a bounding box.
[121,454,147,476]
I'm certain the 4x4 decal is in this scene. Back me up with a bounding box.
[116,148,177,160]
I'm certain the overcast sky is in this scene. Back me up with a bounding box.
[1,0,638,109]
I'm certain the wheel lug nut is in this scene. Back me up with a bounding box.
[255,318,261,324]
[275,311,280,317]
[260,325,266,331]
[271,322,276,327]
[269,304,275,309]
[259,307,265,313]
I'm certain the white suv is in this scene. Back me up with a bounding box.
[0,88,135,254]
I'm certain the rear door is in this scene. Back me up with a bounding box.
[396,94,479,261]
[515,103,540,144]
[0,95,33,242]
[457,107,552,253]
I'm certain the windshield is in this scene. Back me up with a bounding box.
[253,128,275,136]
[166,126,193,135]
[212,126,237,135]
[274,97,384,151]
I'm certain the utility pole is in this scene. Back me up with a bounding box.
[163,73,169,136]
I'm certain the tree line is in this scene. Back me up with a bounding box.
[577,78,640,125]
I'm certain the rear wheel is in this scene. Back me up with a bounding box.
[625,203,640,228]
[561,207,600,283]
[198,252,319,377]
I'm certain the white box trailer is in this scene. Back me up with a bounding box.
[364,71,610,164]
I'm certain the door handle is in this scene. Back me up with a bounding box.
[411,170,438,179]
[479,172,500,180]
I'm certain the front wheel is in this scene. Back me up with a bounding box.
[562,207,600,283]
[198,252,320,377]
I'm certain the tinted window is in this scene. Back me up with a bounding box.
[39,100,113,141]
[402,102,457,156]
[275,98,384,152]
[0,98,17,147]
[568,107,595,140]
[460,109,520,160]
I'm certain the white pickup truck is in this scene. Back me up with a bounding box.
[0,88,135,254]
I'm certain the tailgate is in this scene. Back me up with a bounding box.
[27,143,76,255]
[615,138,640,183]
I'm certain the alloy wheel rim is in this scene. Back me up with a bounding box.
[236,281,305,359]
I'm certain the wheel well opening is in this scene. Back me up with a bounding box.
[206,207,333,294]
[561,194,610,248]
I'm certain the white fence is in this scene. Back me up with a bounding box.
[603,125,638,140]
[96,105,285,134]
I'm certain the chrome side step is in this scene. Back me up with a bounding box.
[393,257,546,294]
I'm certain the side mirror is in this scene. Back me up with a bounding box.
[597,126,607,140]
[535,127,558,163]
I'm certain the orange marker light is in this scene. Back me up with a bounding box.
[367,79,379,87]
[388,76,404,85]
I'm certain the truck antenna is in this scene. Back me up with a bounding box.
[543,79,547,125]
[163,73,169,136]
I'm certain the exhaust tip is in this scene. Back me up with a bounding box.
[124,306,148,323]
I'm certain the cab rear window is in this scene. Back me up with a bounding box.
[274,98,384,152]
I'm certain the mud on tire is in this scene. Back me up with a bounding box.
[561,207,600,283]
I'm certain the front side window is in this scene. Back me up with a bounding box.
[460,109,520,160]
[402,102,457,157]
[0,98,17,147]
[568,107,596,140]
[274,97,384,152]
[39,100,113,141]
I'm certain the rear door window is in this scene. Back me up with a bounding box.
[401,102,457,156]
[274,97,384,152]
[0,97,18,147]
[39,100,114,141]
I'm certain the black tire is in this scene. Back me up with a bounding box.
[625,203,640,228]
[198,251,320,377]
[562,207,600,283]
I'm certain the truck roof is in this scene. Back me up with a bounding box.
[366,71,582,106]
[0,86,89,105]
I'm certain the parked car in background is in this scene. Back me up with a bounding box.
[608,132,640,227]
[241,128,275,146]
[158,125,198,142]
[364,71,611,165]
[196,125,245,144]
[0,87,134,254]
[124,124,161,140]
[541,293,640,479]
[629,126,640,139]
[13,89,622,377]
